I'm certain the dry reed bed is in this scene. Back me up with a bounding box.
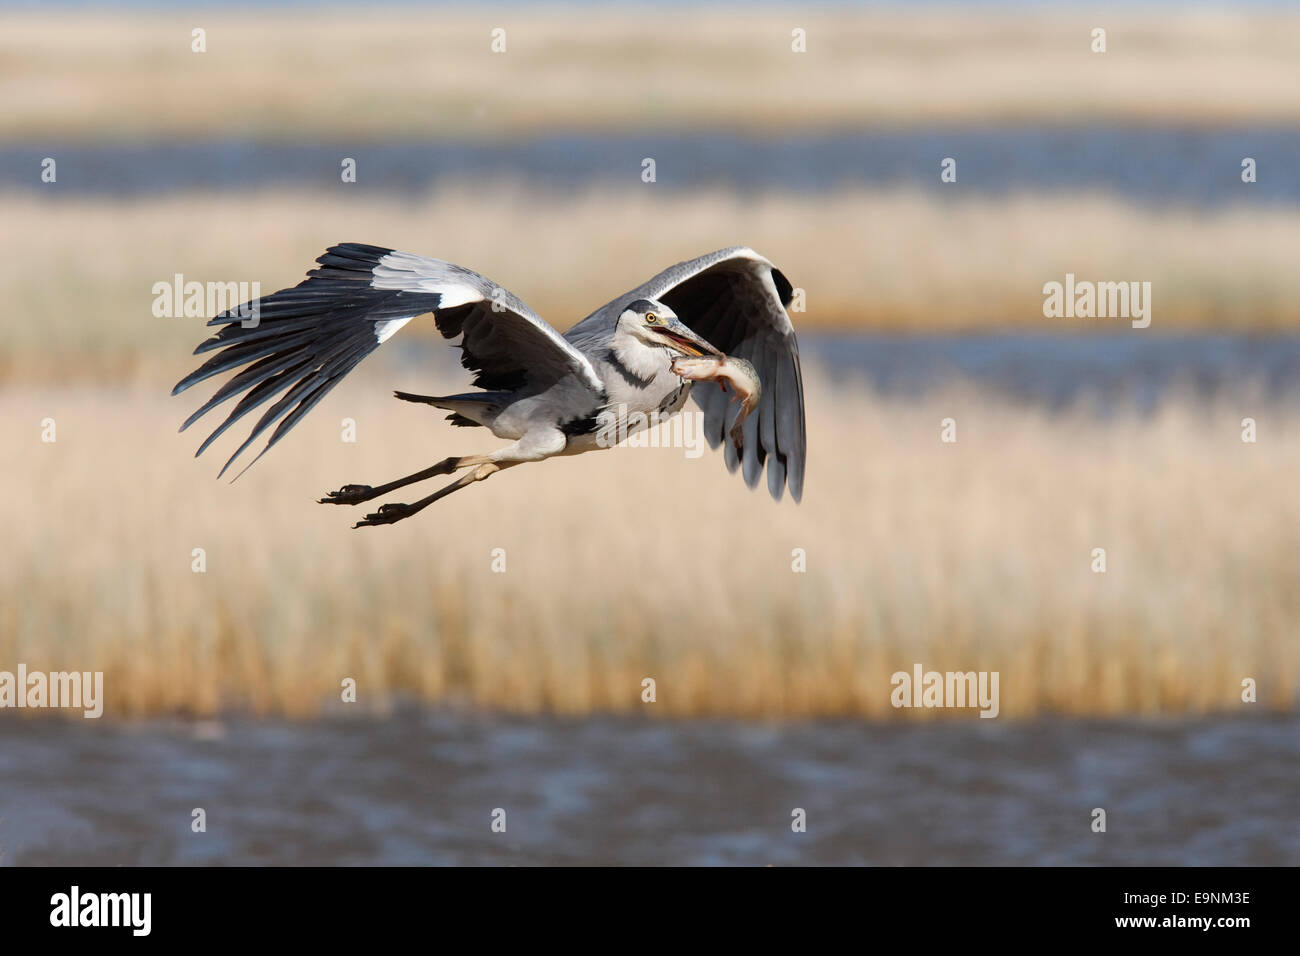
[1,374,1296,720]
[3,184,1300,385]
[4,7,1300,138]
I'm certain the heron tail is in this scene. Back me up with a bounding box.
[393,390,506,428]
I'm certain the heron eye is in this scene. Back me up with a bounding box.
[645,313,658,324]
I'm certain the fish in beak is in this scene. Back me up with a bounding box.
[670,353,762,454]
[655,318,723,358]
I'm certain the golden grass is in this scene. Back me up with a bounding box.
[3,6,1299,139]
[2,183,1300,386]
[1,375,1297,720]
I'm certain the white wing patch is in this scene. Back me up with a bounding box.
[371,253,482,308]
[373,316,414,343]
[366,248,606,395]
[413,282,481,308]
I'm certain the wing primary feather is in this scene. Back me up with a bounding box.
[216,330,375,479]
[194,359,314,459]
[775,346,805,502]
[179,345,313,432]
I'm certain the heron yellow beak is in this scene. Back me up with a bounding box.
[656,321,723,358]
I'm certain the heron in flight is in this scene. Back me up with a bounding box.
[173,244,806,528]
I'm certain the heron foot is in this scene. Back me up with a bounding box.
[353,502,416,528]
[319,457,466,507]
[319,483,376,505]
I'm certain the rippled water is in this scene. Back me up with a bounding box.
[1,713,1295,865]
[803,334,1300,409]
[6,127,1299,205]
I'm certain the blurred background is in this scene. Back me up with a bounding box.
[1,1,1298,865]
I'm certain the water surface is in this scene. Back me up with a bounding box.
[1,712,1294,865]
[803,333,1300,409]
[7,127,1299,205]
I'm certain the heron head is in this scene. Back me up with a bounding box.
[619,299,722,358]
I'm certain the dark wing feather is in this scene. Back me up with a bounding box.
[172,242,601,477]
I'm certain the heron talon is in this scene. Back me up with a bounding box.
[320,483,374,505]
[353,502,413,528]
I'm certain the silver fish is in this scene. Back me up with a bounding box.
[671,354,761,453]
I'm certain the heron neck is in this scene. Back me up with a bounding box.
[610,333,673,383]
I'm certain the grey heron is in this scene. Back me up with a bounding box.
[173,243,806,527]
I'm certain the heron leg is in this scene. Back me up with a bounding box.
[319,454,493,505]
[339,428,563,527]
[353,461,512,528]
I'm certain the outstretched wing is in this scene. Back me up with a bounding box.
[172,242,602,478]
[611,247,805,502]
